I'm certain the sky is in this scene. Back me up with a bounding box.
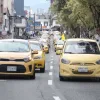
[24,0,50,13]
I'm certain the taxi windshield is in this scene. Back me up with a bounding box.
[30,43,42,51]
[0,41,30,52]
[57,41,64,45]
[64,41,100,54]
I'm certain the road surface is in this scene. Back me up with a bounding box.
[0,38,100,100]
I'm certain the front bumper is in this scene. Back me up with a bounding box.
[0,61,35,76]
[34,59,45,69]
[60,63,100,78]
[56,50,61,55]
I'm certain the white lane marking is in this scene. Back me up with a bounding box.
[50,66,53,69]
[51,56,53,58]
[53,96,61,100]
[51,61,53,63]
[48,80,52,85]
[49,72,53,76]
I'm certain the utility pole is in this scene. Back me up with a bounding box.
[33,13,35,33]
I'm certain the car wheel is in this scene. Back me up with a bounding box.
[47,50,49,54]
[96,78,100,82]
[30,68,35,79]
[59,75,65,81]
[40,64,45,73]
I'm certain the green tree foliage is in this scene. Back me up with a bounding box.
[50,0,100,34]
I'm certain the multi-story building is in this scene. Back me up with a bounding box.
[13,0,27,38]
[1,0,14,32]
[14,0,24,16]
[36,14,50,30]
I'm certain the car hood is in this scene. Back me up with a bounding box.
[57,45,63,48]
[34,51,43,57]
[62,54,100,62]
[0,52,31,59]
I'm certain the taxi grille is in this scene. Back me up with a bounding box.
[72,71,93,74]
[35,64,42,66]
[0,58,24,62]
[56,48,62,50]
[70,62,95,66]
[0,64,26,73]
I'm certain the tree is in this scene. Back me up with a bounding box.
[50,0,100,37]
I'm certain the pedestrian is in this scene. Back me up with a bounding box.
[32,31,35,37]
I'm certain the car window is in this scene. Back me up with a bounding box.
[0,41,30,52]
[30,43,42,51]
[64,41,100,54]
[57,41,64,45]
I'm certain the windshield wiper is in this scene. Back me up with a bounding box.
[64,52,75,54]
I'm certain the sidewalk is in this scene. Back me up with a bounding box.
[0,35,12,39]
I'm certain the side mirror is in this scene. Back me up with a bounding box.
[32,50,38,54]
[42,48,45,52]
[55,44,57,46]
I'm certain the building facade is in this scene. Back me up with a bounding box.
[14,0,24,16]
[0,0,14,32]
[36,18,50,30]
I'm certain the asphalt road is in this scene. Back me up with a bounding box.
[0,38,100,100]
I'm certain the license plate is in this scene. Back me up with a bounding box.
[7,66,17,71]
[78,67,88,72]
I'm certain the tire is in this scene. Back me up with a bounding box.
[47,50,49,54]
[59,75,65,81]
[96,78,100,82]
[40,64,45,73]
[30,68,35,79]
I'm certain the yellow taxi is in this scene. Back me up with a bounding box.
[0,39,35,79]
[59,38,100,81]
[55,40,64,55]
[29,41,45,72]
[42,42,49,53]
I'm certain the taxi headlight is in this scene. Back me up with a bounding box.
[61,58,70,64]
[24,57,31,62]
[34,56,42,59]
[96,60,100,64]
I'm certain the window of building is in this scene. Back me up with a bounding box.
[44,22,48,26]
[15,18,22,23]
